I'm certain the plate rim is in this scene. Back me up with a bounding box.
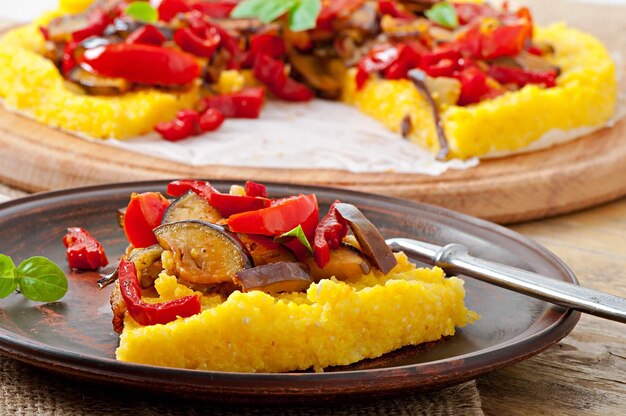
[0,179,581,401]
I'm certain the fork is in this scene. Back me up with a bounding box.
[386,238,626,324]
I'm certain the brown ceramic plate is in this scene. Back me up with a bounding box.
[0,180,580,403]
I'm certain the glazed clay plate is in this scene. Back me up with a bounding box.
[0,181,580,403]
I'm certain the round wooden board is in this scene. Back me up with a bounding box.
[0,104,625,224]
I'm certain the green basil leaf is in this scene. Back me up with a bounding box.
[0,254,18,298]
[275,225,313,254]
[231,0,298,23]
[17,256,68,302]
[125,1,159,23]
[424,2,458,29]
[289,0,321,31]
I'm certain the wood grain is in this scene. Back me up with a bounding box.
[0,84,625,225]
[478,198,626,416]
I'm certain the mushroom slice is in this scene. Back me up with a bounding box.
[334,203,398,274]
[154,220,252,284]
[235,262,312,294]
[162,191,223,224]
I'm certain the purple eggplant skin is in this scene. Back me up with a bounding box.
[154,220,253,284]
[235,262,312,294]
[161,191,223,225]
[334,203,398,275]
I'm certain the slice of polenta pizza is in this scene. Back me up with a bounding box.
[0,0,618,159]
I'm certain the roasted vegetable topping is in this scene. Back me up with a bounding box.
[118,259,201,326]
[234,262,312,294]
[162,191,223,224]
[123,192,171,248]
[154,220,253,284]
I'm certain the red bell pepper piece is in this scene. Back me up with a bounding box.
[487,66,557,88]
[455,67,501,106]
[71,9,111,42]
[158,0,192,22]
[62,227,109,270]
[118,259,201,326]
[39,26,50,41]
[480,22,531,59]
[317,0,366,30]
[208,193,270,217]
[199,108,225,132]
[253,54,314,102]
[125,25,167,46]
[123,192,171,248]
[384,44,421,80]
[378,0,414,19]
[453,3,498,25]
[241,33,286,67]
[191,0,238,18]
[313,201,348,268]
[419,47,461,78]
[227,194,319,237]
[244,180,267,198]
[79,44,201,85]
[166,179,218,200]
[155,109,201,141]
[174,26,221,58]
[356,46,399,89]
[62,41,78,76]
[199,87,265,119]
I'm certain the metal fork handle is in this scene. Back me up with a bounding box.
[386,238,626,324]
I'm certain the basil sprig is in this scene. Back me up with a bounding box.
[424,2,459,29]
[125,1,159,23]
[0,254,68,302]
[231,0,322,32]
[275,225,313,253]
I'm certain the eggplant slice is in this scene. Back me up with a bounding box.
[235,262,312,294]
[154,220,252,284]
[68,66,131,95]
[161,191,223,224]
[304,244,371,282]
[334,203,398,274]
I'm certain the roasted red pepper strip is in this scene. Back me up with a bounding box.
[125,25,167,46]
[79,44,201,86]
[166,179,218,200]
[199,87,265,118]
[356,46,399,89]
[62,41,78,76]
[118,259,201,326]
[157,0,192,22]
[123,192,171,248]
[155,109,201,141]
[174,26,221,58]
[378,0,414,19]
[62,227,109,270]
[384,44,421,80]
[71,9,111,42]
[244,181,267,198]
[455,67,502,106]
[241,33,286,67]
[191,0,238,18]
[208,193,270,217]
[313,201,348,268]
[228,194,319,237]
[487,66,557,88]
[199,108,225,132]
[253,55,314,102]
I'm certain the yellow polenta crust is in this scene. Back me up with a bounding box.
[0,20,200,139]
[116,253,478,372]
[343,24,618,159]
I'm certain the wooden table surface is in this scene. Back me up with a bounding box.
[0,0,624,414]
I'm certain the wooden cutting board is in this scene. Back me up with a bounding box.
[0,103,625,224]
[1,0,625,224]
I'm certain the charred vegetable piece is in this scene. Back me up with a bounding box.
[234,262,312,294]
[154,220,252,284]
[162,191,223,224]
[67,66,131,95]
[237,234,297,266]
[97,244,164,289]
[123,192,171,248]
[334,203,398,274]
[62,227,109,270]
[304,244,371,282]
[118,259,201,327]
